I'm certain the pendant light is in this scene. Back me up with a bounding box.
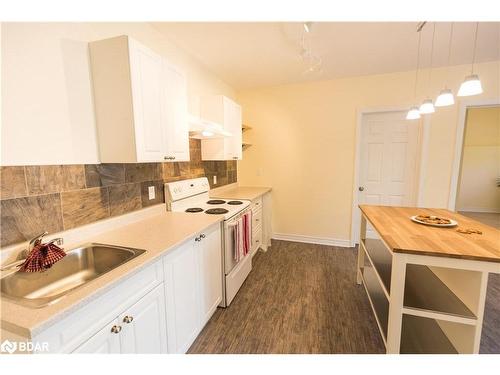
[435,23,455,107]
[406,24,423,120]
[458,22,483,96]
[419,22,436,114]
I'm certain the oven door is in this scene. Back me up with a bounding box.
[223,209,250,275]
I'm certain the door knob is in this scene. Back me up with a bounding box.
[358,186,365,192]
[111,325,122,334]
[123,316,134,324]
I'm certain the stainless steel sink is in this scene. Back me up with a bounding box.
[1,244,146,308]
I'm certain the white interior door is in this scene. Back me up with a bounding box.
[357,111,420,239]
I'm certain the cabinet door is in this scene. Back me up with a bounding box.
[198,225,223,325]
[72,319,121,354]
[162,62,190,162]
[119,284,168,354]
[164,241,201,353]
[224,97,242,160]
[128,39,167,162]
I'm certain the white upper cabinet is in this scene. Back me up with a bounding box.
[162,61,190,161]
[89,35,190,163]
[200,95,242,160]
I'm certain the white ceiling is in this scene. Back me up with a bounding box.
[152,22,500,90]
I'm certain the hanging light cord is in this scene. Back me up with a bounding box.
[427,22,436,97]
[445,22,454,86]
[471,22,479,74]
[413,28,422,99]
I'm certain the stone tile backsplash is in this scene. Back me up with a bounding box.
[0,139,237,247]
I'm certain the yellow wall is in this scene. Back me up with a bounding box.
[1,22,235,165]
[237,60,500,242]
[457,107,500,212]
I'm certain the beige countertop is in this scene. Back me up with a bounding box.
[1,211,223,337]
[210,185,271,201]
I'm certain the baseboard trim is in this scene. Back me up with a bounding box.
[458,208,500,214]
[272,233,353,248]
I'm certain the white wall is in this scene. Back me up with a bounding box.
[237,60,500,242]
[457,107,500,213]
[1,23,235,165]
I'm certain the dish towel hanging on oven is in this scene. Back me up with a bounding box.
[233,211,252,262]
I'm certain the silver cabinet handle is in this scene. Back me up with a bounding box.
[111,325,122,334]
[123,316,134,324]
[195,236,201,242]
[255,218,260,222]
[233,157,238,159]
[358,186,365,191]
[200,234,206,239]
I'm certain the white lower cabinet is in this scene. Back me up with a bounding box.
[197,224,223,325]
[27,224,222,354]
[163,240,201,354]
[118,284,168,354]
[73,318,121,354]
[74,284,167,354]
[164,223,222,353]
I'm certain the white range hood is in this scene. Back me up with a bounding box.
[188,114,232,139]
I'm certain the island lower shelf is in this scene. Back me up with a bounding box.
[358,232,487,353]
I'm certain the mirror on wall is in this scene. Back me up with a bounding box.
[456,105,500,229]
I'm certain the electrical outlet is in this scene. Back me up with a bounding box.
[148,186,156,200]
[213,175,217,185]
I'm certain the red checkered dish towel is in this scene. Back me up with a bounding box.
[19,243,66,272]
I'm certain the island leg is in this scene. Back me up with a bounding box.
[356,215,367,285]
[386,253,407,354]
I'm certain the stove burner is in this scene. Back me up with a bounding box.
[207,199,226,205]
[227,200,243,205]
[205,208,229,215]
[185,208,204,213]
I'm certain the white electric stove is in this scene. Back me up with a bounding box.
[164,177,252,307]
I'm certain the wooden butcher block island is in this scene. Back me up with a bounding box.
[356,205,500,354]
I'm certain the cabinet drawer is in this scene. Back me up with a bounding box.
[252,227,263,252]
[34,260,163,353]
[251,197,263,212]
[252,208,263,229]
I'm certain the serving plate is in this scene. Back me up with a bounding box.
[410,215,458,227]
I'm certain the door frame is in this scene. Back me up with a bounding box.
[350,106,430,245]
[448,97,500,211]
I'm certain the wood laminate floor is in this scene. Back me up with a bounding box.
[188,240,500,354]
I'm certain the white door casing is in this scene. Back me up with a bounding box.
[357,111,420,239]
